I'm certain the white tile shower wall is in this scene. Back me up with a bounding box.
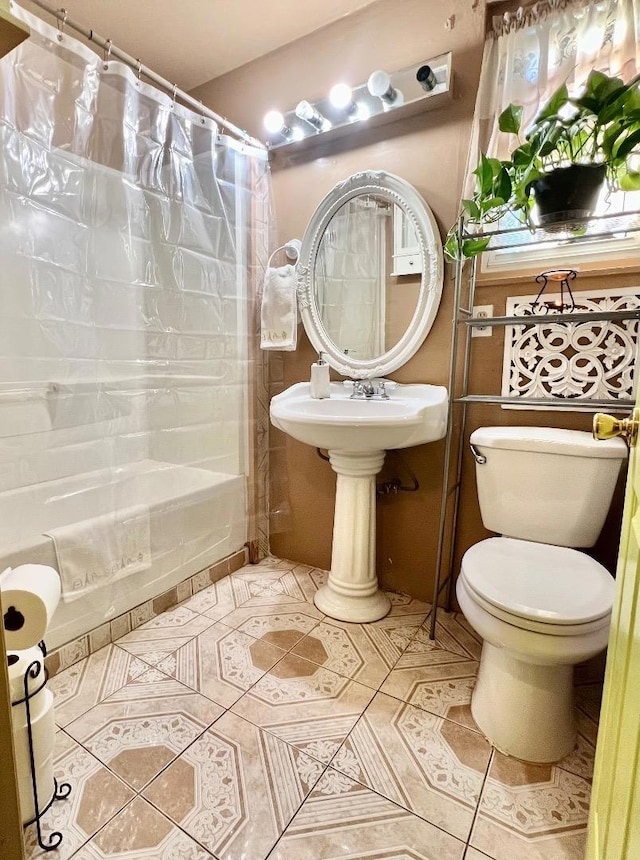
[0,134,253,527]
[0,387,150,494]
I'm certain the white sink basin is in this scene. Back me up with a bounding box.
[270,381,448,452]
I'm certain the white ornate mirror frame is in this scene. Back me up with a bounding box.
[297,170,444,379]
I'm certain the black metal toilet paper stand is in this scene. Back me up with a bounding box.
[11,641,72,852]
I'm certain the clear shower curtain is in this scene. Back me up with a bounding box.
[0,4,270,636]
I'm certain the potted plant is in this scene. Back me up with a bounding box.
[445,69,640,261]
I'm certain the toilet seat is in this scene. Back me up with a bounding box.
[460,537,614,636]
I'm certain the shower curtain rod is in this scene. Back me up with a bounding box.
[22,0,266,150]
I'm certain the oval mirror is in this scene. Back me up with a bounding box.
[297,170,443,379]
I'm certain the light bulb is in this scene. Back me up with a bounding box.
[329,83,354,110]
[367,70,391,98]
[263,110,286,135]
[416,65,437,92]
[367,70,403,107]
[295,100,331,132]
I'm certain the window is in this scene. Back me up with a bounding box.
[480,188,640,276]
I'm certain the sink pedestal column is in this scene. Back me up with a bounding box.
[313,449,391,623]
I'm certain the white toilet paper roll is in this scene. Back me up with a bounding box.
[7,645,48,708]
[15,751,54,824]
[11,688,56,823]
[1,564,61,650]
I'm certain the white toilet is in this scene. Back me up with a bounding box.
[457,426,627,763]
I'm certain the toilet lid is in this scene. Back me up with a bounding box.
[461,538,615,625]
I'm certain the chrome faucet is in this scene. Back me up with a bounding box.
[350,379,390,400]
[361,380,375,398]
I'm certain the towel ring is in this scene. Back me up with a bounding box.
[267,238,301,269]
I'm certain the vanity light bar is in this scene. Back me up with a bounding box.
[263,52,452,151]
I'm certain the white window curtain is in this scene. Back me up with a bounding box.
[465,0,640,190]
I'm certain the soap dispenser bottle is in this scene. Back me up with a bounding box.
[310,351,330,399]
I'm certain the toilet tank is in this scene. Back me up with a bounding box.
[471,426,627,547]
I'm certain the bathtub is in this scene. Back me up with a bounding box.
[0,459,246,649]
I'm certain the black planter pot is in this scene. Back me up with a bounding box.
[532,164,607,226]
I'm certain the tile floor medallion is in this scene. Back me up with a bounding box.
[143,710,324,860]
[219,603,322,648]
[290,616,425,690]
[155,620,288,707]
[470,751,592,860]
[25,732,134,860]
[231,651,376,763]
[242,564,327,609]
[116,605,215,667]
[49,645,150,727]
[268,768,466,860]
[73,796,214,859]
[64,668,223,790]
[331,690,492,841]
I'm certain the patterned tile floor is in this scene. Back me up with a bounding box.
[31,557,602,860]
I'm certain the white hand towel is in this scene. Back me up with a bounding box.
[260,264,298,351]
[44,505,151,603]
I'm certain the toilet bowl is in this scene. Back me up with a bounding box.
[457,426,626,763]
[457,537,613,761]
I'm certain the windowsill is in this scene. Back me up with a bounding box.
[476,256,640,287]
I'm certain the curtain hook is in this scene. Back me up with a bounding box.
[103,39,112,70]
[56,9,68,42]
[171,83,177,109]
[136,59,142,81]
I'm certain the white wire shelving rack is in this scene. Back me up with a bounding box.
[428,209,640,638]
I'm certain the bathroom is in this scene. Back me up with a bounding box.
[0,0,638,858]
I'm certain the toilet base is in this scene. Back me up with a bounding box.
[472,641,576,763]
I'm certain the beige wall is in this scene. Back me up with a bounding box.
[0,15,25,55]
[194,0,631,602]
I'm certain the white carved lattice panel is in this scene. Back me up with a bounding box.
[501,286,640,410]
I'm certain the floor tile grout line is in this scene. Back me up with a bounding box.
[368,684,485,736]
[43,727,140,860]
[60,669,234,799]
[139,790,223,858]
[259,699,471,860]
[311,690,473,849]
[50,641,158,730]
[464,747,495,852]
[185,573,326,628]
[70,788,219,860]
[139,705,330,860]
[462,844,496,860]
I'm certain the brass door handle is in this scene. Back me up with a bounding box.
[593,411,639,446]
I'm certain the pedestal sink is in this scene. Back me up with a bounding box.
[270,382,448,622]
